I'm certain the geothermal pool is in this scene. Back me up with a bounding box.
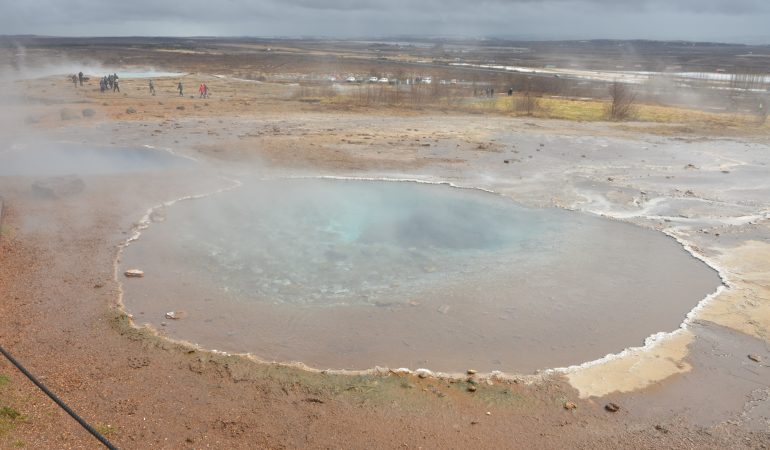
[121,178,721,373]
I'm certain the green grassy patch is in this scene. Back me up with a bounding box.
[0,225,13,239]
[94,423,116,437]
[0,406,25,438]
[0,408,21,421]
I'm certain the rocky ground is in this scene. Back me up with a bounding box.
[0,69,768,449]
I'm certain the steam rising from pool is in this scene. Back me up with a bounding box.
[181,179,560,306]
[121,178,721,373]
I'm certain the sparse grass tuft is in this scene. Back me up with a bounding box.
[0,375,10,388]
[0,406,25,438]
[94,423,116,436]
[0,407,21,420]
[0,225,15,240]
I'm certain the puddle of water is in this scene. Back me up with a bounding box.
[121,178,721,373]
[0,144,193,177]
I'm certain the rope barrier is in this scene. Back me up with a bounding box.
[0,344,117,449]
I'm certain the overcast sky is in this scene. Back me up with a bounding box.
[2,0,769,44]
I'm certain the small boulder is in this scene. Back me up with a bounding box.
[415,369,433,379]
[82,108,96,118]
[124,269,144,278]
[748,354,761,363]
[605,402,621,413]
[165,311,188,320]
[126,107,137,114]
[564,401,577,410]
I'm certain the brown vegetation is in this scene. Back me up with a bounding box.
[606,81,638,121]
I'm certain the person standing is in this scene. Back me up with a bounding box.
[78,71,84,86]
[199,83,205,98]
[113,78,120,92]
[178,81,184,96]
[149,79,156,95]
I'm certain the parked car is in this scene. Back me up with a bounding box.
[368,76,379,83]
[346,76,357,82]
[378,77,389,83]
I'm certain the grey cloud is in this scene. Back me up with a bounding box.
[1,0,768,43]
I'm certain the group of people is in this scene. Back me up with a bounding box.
[198,83,209,98]
[153,81,209,98]
[69,71,210,99]
[99,73,120,93]
[70,71,85,86]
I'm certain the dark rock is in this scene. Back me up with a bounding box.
[605,402,620,412]
[82,108,96,117]
[176,105,186,110]
[126,107,137,114]
[748,354,761,363]
[31,176,85,198]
